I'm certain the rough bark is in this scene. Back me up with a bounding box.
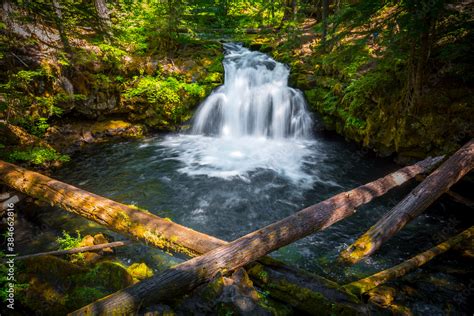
[16,240,132,260]
[51,0,70,51]
[0,160,224,257]
[322,0,329,43]
[339,139,474,264]
[415,174,474,208]
[343,226,474,296]
[70,156,443,315]
[94,0,112,37]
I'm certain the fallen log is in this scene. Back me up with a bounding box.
[0,160,362,313]
[445,190,474,208]
[0,157,441,314]
[16,240,133,260]
[415,174,474,208]
[0,159,224,257]
[343,226,474,296]
[70,156,443,315]
[339,140,474,264]
[247,257,367,314]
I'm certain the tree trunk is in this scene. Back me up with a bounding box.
[292,0,297,20]
[343,226,474,296]
[94,0,112,37]
[339,139,474,264]
[0,160,223,257]
[322,0,329,43]
[51,0,70,52]
[70,156,442,315]
[270,0,275,20]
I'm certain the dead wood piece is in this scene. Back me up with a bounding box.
[16,240,133,260]
[343,226,474,296]
[339,140,474,264]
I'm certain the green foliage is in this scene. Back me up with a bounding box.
[97,43,127,66]
[56,230,82,250]
[123,75,206,128]
[30,117,50,136]
[8,147,70,165]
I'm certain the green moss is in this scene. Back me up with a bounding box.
[127,262,154,281]
[201,272,225,301]
[56,230,82,250]
[65,287,108,310]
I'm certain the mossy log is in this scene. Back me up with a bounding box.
[0,159,224,257]
[339,139,474,265]
[343,226,474,296]
[247,257,368,314]
[70,156,443,315]
[415,174,474,208]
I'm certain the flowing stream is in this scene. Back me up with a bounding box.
[35,44,471,313]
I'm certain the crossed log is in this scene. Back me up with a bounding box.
[0,154,446,315]
[339,139,474,264]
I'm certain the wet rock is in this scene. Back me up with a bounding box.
[93,233,114,254]
[18,256,88,314]
[23,255,87,281]
[81,252,102,264]
[87,261,134,290]
[45,120,145,153]
[78,235,95,248]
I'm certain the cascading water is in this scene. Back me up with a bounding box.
[191,43,313,139]
[161,43,318,185]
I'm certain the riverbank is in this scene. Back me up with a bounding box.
[240,13,473,162]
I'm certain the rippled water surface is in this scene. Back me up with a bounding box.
[53,133,453,276]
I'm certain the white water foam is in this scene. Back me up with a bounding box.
[161,135,316,185]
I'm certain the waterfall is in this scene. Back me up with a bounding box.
[161,43,317,185]
[191,43,313,139]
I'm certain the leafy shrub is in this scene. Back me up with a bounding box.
[8,147,70,165]
[56,231,82,250]
[123,75,206,128]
